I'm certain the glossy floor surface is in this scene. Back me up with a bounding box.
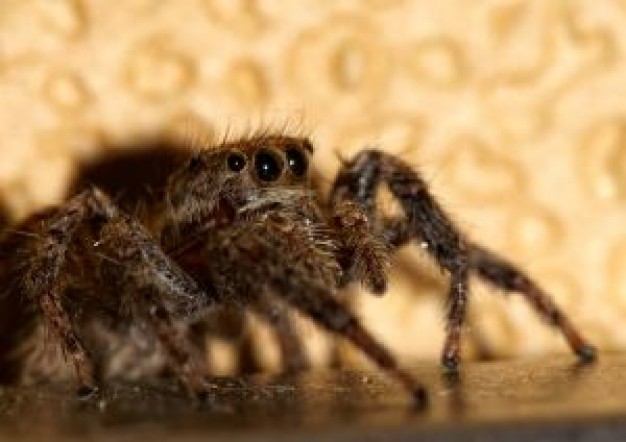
[1,355,626,441]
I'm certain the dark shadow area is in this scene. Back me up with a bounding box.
[68,138,192,212]
[0,199,9,232]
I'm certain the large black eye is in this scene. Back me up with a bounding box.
[286,146,308,177]
[254,148,283,182]
[227,152,246,172]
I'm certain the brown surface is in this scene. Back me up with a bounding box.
[1,356,626,441]
[1,0,625,367]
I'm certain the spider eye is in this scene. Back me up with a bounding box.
[227,152,246,172]
[188,156,204,172]
[285,146,308,177]
[254,148,283,182]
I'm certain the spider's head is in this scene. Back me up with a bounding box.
[165,135,314,226]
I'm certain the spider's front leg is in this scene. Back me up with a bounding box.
[223,215,428,408]
[269,281,427,407]
[331,149,596,370]
[18,188,217,396]
[140,292,209,396]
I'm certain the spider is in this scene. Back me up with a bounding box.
[0,133,596,408]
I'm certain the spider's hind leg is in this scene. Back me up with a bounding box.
[331,149,595,368]
[468,244,596,362]
[332,149,471,372]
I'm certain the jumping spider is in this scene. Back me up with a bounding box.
[0,134,596,408]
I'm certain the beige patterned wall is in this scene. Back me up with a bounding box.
[1,0,626,370]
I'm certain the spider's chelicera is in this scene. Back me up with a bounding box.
[0,134,596,408]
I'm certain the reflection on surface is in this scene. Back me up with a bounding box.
[0,355,622,441]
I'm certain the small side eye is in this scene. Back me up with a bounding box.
[254,148,283,182]
[227,152,246,172]
[286,146,308,177]
[188,156,204,172]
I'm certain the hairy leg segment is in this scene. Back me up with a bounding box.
[17,188,217,396]
[222,214,429,408]
[331,149,596,370]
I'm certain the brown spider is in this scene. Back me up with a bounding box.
[0,134,596,408]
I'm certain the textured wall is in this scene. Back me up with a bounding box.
[1,0,625,370]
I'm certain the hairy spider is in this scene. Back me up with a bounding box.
[0,134,596,408]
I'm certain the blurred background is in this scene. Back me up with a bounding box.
[0,0,625,373]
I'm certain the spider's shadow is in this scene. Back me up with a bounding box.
[68,138,192,214]
[0,201,9,234]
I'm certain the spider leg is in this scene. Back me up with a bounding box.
[18,188,218,395]
[467,244,596,361]
[372,218,596,361]
[140,292,209,397]
[252,297,310,373]
[281,284,426,407]
[225,216,428,407]
[20,196,100,395]
[331,149,596,365]
[41,291,96,396]
[332,150,470,371]
[331,199,389,294]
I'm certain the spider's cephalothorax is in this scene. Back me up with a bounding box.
[0,134,596,408]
